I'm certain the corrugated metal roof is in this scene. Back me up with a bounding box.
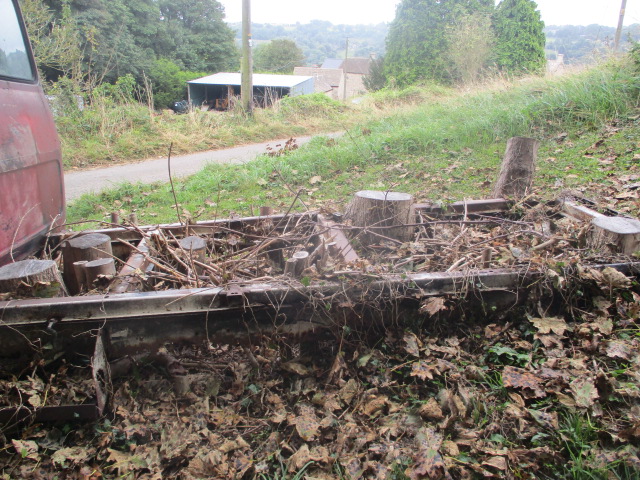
[294,67,343,90]
[188,72,313,88]
[321,58,343,70]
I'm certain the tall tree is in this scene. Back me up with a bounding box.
[21,0,83,81]
[253,39,305,73]
[493,0,546,75]
[384,0,493,86]
[446,12,494,84]
[156,0,239,72]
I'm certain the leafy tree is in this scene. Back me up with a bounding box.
[42,0,161,84]
[20,0,83,81]
[363,56,386,92]
[148,58,206,108]
[446,12,494,84]
[384,0,494,86]
[156,0,239,72]
[493,0,546,75]
[253,39,305,73]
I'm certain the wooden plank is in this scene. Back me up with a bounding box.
[413,198,511,216]
[561,200,606,223]
[53,213,310,244]
[109,237,150,293]
[317,214,359,263]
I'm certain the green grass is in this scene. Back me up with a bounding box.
[67,58,640,228]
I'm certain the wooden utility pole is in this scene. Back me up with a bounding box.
[615,0,628,51]
[343,37,349,101]
[241,0,253,114]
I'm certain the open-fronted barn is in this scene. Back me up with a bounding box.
[187,73,314,110]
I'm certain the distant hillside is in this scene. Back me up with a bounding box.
[229,21,388,66]
[545,24,640,64]
[230,21,640,69]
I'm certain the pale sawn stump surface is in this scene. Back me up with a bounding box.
[345,190,415,246]
[0,259,66,297]
[62,233,113,295]
[493,137,540,199]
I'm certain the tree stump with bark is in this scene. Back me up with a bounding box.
[284,251,310,277]
[62,233,113,295]
[345,191,415,246]
[589,216,640,255]
[178,236,207,274]
[85,258,117,288]
[493,137,540,198]
[0,259,67,297]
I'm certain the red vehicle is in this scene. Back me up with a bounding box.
[0,0,65,265]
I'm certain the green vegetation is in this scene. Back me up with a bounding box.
[384,0,494,86]
[545,24,640,64]
[56,88,363,168]
[254,39,306,74]
[67,58,640,228]
[493,0,546,75]
[236,21,388,67]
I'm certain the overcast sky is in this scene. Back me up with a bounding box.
[219,1,637,28]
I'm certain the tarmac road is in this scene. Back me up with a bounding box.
[64,132,342,202]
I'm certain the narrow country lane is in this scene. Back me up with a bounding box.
[64,132,343,202]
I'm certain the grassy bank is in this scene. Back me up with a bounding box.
[68,58,640,227]
[57,87,450,169]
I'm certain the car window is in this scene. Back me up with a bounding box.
[0,0,34,81]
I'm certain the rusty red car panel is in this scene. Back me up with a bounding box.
[0,0,65,265]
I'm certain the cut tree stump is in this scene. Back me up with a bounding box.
[73,261,90,293]
[589,216,640,255]
[178,236,207,274]
[493,137,540,199]
[344,191,415,246]
[284,251,310,277]
[62,233,113,295]
[0,259,66,297]
[85,258,117,288]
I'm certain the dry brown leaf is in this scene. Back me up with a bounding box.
[292,405,321,441]
[404,333,422,357]
[418,397,445,421]
[528,409,559,429]
[362,395,389,417]
[601,267,633,289]
[570,377,599,408]
[406,428,452,480]
[288,444,312,471]
[555,392,577,408]
[309,175,322,185]
[530,317,569,336]
[605,340,632,360]
[51,446,90,468]
[12,440,39,461]
[281,361,310,375]
[441,440,459,457]
[338,378,359,405]
[411,361,437,380]
[483,456,507,471]
[502,366,546,398]
[420,297,448,316]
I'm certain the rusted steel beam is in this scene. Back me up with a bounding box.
[414,198,511,216]
[54,213,311,244]
[110,237,151,293]
[0,332,109,428]
[317,214,359,263]
[1,263,638,362]
[3,263,638,328]
[0,404,100,427]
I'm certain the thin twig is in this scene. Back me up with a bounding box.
[167,142,182,225]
